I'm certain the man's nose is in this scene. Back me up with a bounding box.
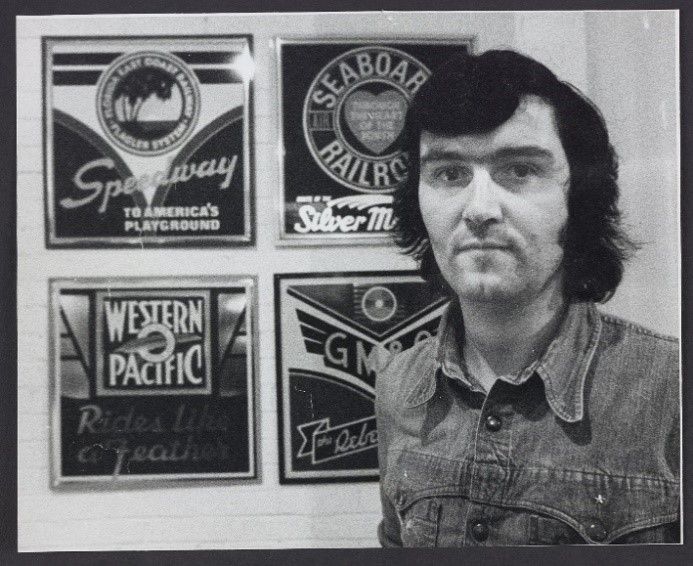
[461,169,502,230]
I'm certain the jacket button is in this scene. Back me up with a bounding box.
[485,414,502,432]
[586,521,607,542]
[470,521,489,541]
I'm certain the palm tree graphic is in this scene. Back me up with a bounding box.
[113,68,176,124]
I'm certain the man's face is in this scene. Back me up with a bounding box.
[418,95,570,305]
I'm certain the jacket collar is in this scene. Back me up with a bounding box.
[404,299,602,422]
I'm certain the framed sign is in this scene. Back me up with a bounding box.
[50,277,258,485]
[277,39,472,245]
[43,35,254,247]
[275,271,449,483]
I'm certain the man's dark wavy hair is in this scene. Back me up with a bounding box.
[394,49,635,303]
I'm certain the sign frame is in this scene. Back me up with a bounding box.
[43,35,255,248]
[49,276,259,486]
[275,270,450,484]
[276,37,474,247]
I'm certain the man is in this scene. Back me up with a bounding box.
[376,50,679,546]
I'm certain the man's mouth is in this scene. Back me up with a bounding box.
[457,240,510,251]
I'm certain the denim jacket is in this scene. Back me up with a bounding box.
[375,301,680,546]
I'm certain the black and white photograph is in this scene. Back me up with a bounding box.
[12,5,687,562]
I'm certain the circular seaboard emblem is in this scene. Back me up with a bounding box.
[303,46,431,194]
[361,286,398,322]
[96,51,200,156]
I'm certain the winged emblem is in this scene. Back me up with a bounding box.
[296,309,383,390]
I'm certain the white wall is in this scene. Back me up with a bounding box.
[17,10,678,551]
[584,11,679,334]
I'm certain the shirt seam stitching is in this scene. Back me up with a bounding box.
[393,453,679,485]
[599,313,678,342]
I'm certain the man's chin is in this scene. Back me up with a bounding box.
[451,275,518,303]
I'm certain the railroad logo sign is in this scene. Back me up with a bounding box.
[44,36,253,246]
[95,291,212,396]
[275,272,449,483]
[303,46,429,194]
[96,51,200,156]
[279,40,472,243]
[50,278,257,484]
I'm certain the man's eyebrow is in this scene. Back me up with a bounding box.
[419,149,465,163]
[492,146,555,161]
[420,145,556,163]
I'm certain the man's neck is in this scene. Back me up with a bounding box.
[458,288,567,378]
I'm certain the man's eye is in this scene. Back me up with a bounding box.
[495,162,539,184]
[433,166,469,183]
[508,162,536,177]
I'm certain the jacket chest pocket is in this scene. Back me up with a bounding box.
[384,450,466,547]
[510,469,680,545]
[528,514,586,545]
[526,512,680,545]
[398,498,442,547]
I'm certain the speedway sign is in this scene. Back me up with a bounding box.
[43,35,254,247]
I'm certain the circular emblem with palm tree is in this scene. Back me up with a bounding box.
[96,51,200,156]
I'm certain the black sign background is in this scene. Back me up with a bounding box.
[51,279,257,484]
[279,40,471,243]
[275,271,449,484]
[44,36,254,247]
